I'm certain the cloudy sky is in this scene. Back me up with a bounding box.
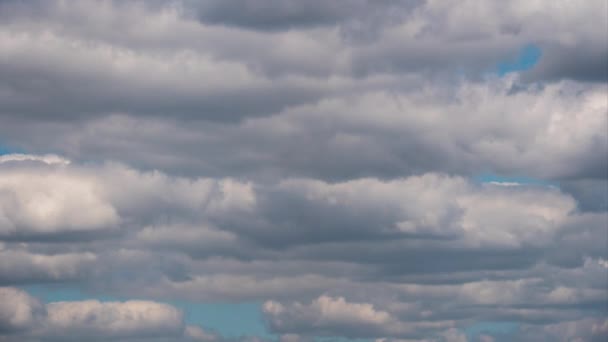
[0,0,606,341]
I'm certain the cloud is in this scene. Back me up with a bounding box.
[0,156,604,307]
[0,155,253,240]
[3,78,604,184]
[0,0,604,132]
[559,179,608,212]
[189,0,367,31]
[0,287,44,333]
[0,0,605,187]
[0,287,236,342]
[0,248,96,285]
[0,154,70,166]
[0,1,606,340]
[0,162,119,239]
[41,300,184,340]
[515,318,608,342]
[257,175,576,248]
[263,295,455,339]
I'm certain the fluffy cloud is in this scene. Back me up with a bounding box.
[253,175,576,248]
[263,295,456,339]
[0,163,119,238]
[42,300,183,340]
[513,318,608,342]
[0,287,229,342]
[0,156,604,302]
[0,287,44,332]
[0,248,96,284]
[0,156,253,240]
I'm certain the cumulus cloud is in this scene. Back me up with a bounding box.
[41,300,184,340]
[515,318,608,342]
[0,163,120,238]
[0,156,604,321]
[252,175,577,248]
[0,287,232,342]
[0,287,44,333]
[0,155,253,240]
[263,295,455,339]
[0,248,96,284]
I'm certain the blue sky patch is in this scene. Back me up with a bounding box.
[0,144,18,155]
[497,44,541,76]
[465,321,519,340]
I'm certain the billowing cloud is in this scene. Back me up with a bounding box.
[512,318,608,342]
[0,154,605,340]
[0,155,253,240]
[0,163,120,239]
[0,248,96,284]
[41,300,184,340]
[0,287,231,342]
[0,287,44,333]
[263,295,455,339]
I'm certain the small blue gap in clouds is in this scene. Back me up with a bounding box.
[317,338,372,342]
[465,321,519,340]
[474,173,557,188]
[0,144,21,155]
[20,285,269,338]
[497,44,541,76]
[170,300,269,338]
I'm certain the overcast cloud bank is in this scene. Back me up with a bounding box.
[0,1,606,341]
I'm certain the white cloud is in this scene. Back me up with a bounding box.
[0,248,96,283]
[0,154,70,165]
[0,157,254,239]
[0,157,118,236]
[41,300,183,339]
[0,287,44,331]
[274,173,576,247]
[263,295,456,338]
[0,287,238,341]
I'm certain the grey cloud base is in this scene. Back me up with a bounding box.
[0,0,606,341]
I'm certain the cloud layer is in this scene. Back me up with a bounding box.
[0,1,606,341]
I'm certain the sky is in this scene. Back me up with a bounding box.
[0,1,606,341]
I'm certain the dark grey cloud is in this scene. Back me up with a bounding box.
[0,0,604,129]
[559,179,608,212]
[0,34,326,122]
[1,79,605,183]
[191,0,364,31]
[523,44,608,83]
